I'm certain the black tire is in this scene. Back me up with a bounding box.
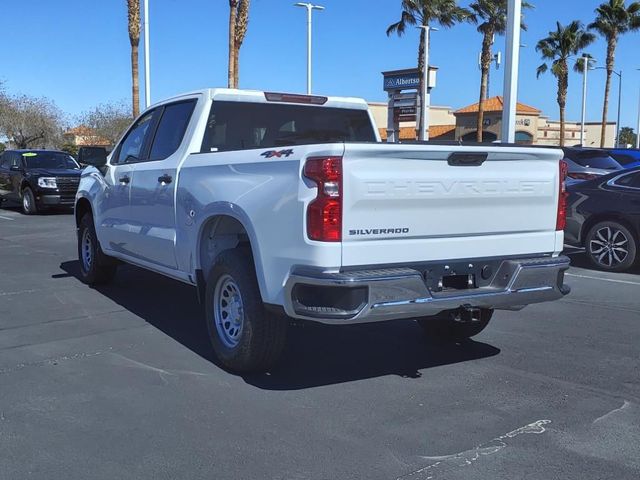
[205,248,287,373]
[77,213,117,285]
[585,220,637,272]
[21,187,38,215]
[417,308,493,342]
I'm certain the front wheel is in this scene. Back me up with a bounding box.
[417,308,493,342]
[585,221,637,272]
[22,187,38,215]
[205,248,287,373]
[77,213,117,285]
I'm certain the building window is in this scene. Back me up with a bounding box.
[515,131,534,145]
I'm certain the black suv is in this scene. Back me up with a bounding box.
[0,150,82,214]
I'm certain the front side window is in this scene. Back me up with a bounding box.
[201,101,376,153]
[22,152,80,169]
[115,110,156,164]
[148,100,196,161]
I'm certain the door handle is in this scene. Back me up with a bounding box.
[158,174,172,185]
[118,176,130,184]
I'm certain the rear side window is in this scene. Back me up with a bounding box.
[614,171,640,188]
[149,100,196,161]
[201,101,376,153]
[0,154,9,169]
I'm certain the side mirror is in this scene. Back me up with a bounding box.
[10,165,21,172]
[78,147,108,168]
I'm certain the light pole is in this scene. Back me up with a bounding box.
[294,3,324,94]
[143,0,151,108]
[579,55,594,146]
[636,69,640,149]
[418,26,436,142]
[595,67,622,146]
[501,0,522,144]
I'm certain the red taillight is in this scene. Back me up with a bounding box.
[556,160,569,231]
[568,172,598,181]
[304,157,342,242]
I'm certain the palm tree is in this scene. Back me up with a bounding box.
[234,0,250,88]
[387,0,471,138]
[469,0,532,142]
[228,0,239,88]
[536,21,595,146]
[589,0,640,147]
[127,0,141,117]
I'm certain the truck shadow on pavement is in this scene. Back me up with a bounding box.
[59,260,501,390]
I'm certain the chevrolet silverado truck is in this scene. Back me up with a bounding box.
[74,89,571,372]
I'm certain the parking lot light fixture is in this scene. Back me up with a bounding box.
[501,0,522,144]
[294,3,325,94]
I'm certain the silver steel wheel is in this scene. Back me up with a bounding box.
[213,274,244,349]
[81,228,94,272]
[589,226,629,268]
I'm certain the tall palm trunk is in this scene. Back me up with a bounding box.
[233,0,250,88]
[557,68,568,147]
[127,0,141,118]
[477,31,493,142]
[600,38,616,147]
[416,28,426,140]
[131,44,140,118]
[228,1,238,88]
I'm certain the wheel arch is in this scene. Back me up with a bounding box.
[75,197,93,228]
[580,213,639,245]
[195,206,267,302]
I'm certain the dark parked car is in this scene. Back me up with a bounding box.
[605,148,640,169]
[565,167,640,272]
[0,150,82,214]
[561,147,622,181]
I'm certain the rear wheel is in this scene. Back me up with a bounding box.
[77,213,117,285]
[585,221,637,272]
[417,308,493,342]
[22,187,38,215]
[205,248,287,373]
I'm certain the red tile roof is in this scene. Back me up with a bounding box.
[455,96,540,115]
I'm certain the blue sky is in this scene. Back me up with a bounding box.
[2,0,640,128]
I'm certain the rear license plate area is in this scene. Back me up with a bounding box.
[441,274,476,291]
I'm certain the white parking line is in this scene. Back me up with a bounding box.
[566,272,640,286]
[0,215,14,220]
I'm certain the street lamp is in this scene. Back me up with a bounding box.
[294,2,324,94]
[143,0,151,108]
[578,55,596,146]
[595,67,622,147]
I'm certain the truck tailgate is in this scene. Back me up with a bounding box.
[341,144,564,266]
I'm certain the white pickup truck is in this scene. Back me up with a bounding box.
[75,89,570,372]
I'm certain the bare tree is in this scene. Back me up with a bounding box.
[0,94,65,149]
[128,0,141,117]
[77,101,133,147]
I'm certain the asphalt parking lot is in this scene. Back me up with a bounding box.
[0,207,639,480]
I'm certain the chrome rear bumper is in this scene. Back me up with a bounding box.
[283,256,570,324]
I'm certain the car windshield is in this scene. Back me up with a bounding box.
[23,152,80,170]
[569,151,621,170]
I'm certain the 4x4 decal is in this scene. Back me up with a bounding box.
[260,149,294,159]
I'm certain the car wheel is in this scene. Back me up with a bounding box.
[205,248,288,373]
[77,213,117,285]
[585,221,637,272]
[22,187,38,215]
[417,308,493,342]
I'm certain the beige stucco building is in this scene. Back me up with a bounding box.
[372,96,617,147]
